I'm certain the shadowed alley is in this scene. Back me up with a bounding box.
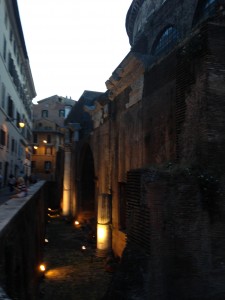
[38,213,112,300]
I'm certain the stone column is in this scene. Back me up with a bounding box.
[62,145,71,216]
[96,193,112,257]
[62,124,81,217]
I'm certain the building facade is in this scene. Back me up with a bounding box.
[32,95,75,207]
[0,0,36,185]
[65,0,225,299]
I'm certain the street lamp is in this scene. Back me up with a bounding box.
[6,117,25,128]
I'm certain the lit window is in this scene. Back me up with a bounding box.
[45,146,52,155]
[152,26,179,56]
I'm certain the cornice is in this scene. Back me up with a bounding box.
[105,51,149,101]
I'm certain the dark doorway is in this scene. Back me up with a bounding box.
[80,145,95,212]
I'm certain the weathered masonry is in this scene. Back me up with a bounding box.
[0,181,47,300]
[64,1,225,299]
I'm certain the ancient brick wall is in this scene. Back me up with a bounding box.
[0,181,47,300]
[94,21,225,299]
[104,166,225,299]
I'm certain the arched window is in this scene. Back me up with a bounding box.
[152,26,179,56]
[204,0,216,10]
[192,0,217,26]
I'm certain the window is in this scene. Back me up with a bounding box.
[47,134,51,143]
[59,109,65,117]
[10,29,13,42]
[42,110,48,118]
[3,37,6,61]
[44,161,52,173]
[6,133,9,149]
[33,133,38,143]
[152,26,179,56]
[4,11,8,28]
[16,112,21,128]
[11,138,14,153]
[45,146,52,155]
[65,105,72,118]
[7,96,14,118]
[13,40,16,55]
[31,161,36,172]
[1,83,5,108]
[204,0,216,10]
[0,129,6,146]
[192,0,217,26]
[15,140,17,154]
[32,147,37,155]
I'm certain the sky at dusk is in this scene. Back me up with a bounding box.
[17,0,132,103]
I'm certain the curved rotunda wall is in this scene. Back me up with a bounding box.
[126,0,168,45]
[126,0,219,50]
[133,0,167,44]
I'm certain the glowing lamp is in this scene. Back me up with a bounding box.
[97,223,111,251]
[6,117,25,128]
[18,121,25,128]
[39,264,46,272]
[74,220,79,225]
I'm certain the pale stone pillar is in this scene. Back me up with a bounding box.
[62,146,71,216]
[62,124,81,217]
[96,193,112,256]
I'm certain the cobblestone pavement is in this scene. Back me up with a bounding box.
[38,215,112,300]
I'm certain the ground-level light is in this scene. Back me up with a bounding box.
[39,264,46,272]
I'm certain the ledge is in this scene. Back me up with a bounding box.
[0,287,11,299]
[0,180,46,237]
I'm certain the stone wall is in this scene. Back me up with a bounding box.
[90,21,225,298]
[0,181,47,300]
[104,166,225,299]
